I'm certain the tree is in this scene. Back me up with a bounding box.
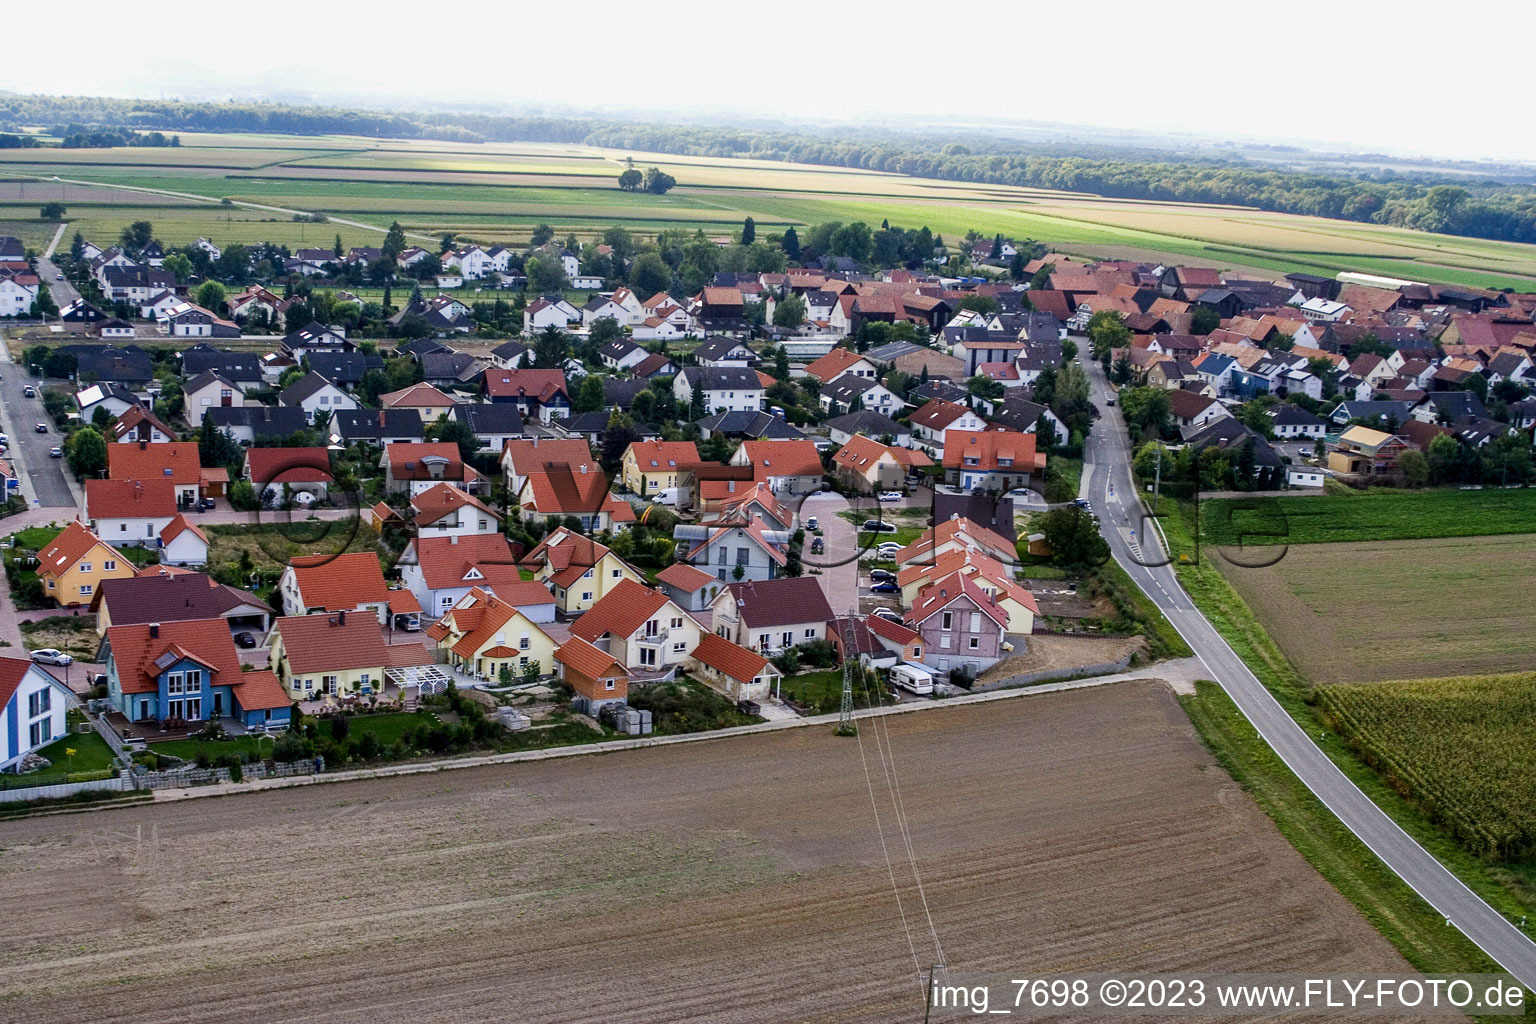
[617,168,643,191]
[781,226,800,262]
[1398,447,1429,487]
[525,255,566,293]
[425,414,481,462]
[772,345,791,381]
[162,252,192,284]
[69,231,83,261]
[1190,306,1221,336]
[1039,506,1110,570]
[332,233,344,259]
[66,425,107,479]
[532,326,568,369]
[1110,354,1134,385]
[958,294,999,315]
[629,253,670,298]
[1028,262,1054,290]
[30,284,57,318]
[966,374,1004,401]
[530,223,555,246]
[120,220,153,254]
[772,293,806,328]
[1119,387,1172,442]
[642,167,677,195]
[216,243,250,285]
[989,234,1002,260]
[1086,310,1131,362]
[382,220,408,262]
[740,217,755,245]
[1008,250,1026,280]
[199,425,243,469]
[573,374,606,414]
[195,280,226,312]
[39,202,65,220]
[394,313,433,340]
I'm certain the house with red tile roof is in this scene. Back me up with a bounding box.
[410,481,502,538]
[687,632,780,702]
[519,527,644,614]
[483,368,570,423]
[863,613,925,664]
[381,442,484,496]
[896,547,1038,634]
[107,440,205,506]
[803,347,878,384]
[105,618,290,730]
[831,435,910,493]
[554,636,629,714]
[278,550,420,626]
[380,382,459,422]
[570,579,701,674]
[892,516,1018,569]
[268,611,394,700]
[0,657,76,770]
[430,587,558,683]
[709,481,792,530]
[942,430,1043,492]
[85,477,178,543]
[499,437,594,495]
[399,532,547,618]
[728,439,824,497]
[620,439,700,495]
[243,447,334,503]
[654,561,724,612]
[905,575,1009,676]
[159,515,208,567]
[35,521,136,607]
[908,399,987,454]
[676,515,790,583]
[708,577,834,656]
[516,461,635,532]
[111,405,179,445]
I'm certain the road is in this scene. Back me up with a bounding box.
[1078,351,1536,988]
[0,346,75,508]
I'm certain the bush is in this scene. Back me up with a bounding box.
[329,716,350,741]
[272,731,312,762]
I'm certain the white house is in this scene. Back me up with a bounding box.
[85,478,179,544]
[524,297,581,335]
[674,366,767,414]
[0,658,74,772]
[184,371,249,414]
[708,578,834,657]
[279,371,358,423]
[0,274,40,317]
[158,515,209,567]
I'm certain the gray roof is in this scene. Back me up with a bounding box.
[824,410,908,437]
[693,336,754,362]
[603,378,651,409]
[819,376,878,405]
[695,410,805,440]
[306,352,382,385]
[279,370,340,407]
[683,366,765,390]
[1330,399,1413,424]
[448,403,524,438]
[332,408,425,441]
[76,346,153,384]
[491,340,529,362]
[180,344,262,382]
[1181,418,1282,466]
[932,493,1016,542]
[202,405,310,438]
[1270,404,1325,427]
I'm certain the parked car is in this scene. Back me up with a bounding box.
[870,581,900,594]
[804,515,818,531]
[810,537,824,554]
[869,568,897,583]
[22,385,35,397]
[55,273,63,281]
[889,662,935,695]
[30,649,72,666]
[862,519,898,534]
[393,613,421,632]
[878,491,903,503]
[234,632,258,649]
[198,498,217,510]
[0,434,9,445]
[871,607,904,624]
[875,542,902,559]
[49,446,62,458]
[34,422,47,433]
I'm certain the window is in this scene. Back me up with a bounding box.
[303,679,314,691]
[804,628,816,639]
[582,591,592,602]
[519,656,528,670]
[103,560,116,571]
[167,699,183,719]
[604,678,615,691]
[29,719,51,747]
[185,671,202,692]
[970,612,981,632]
[519,632,530,650]
[941,611,952,631]
[80,562,92,574]
[28,689,51,717]
[186,698,201,720]
[969,637,980,649]
[167,673,184,694]
[323,675,338,694]
[670,617,683,629]
[912,647,922,658]
[717,547,727,566]
[781,631,793,647]
[583,568,594,578]
[359,673,370,687]
[736,548,749,566]
[672,641,686,653]
[612,569,622,579]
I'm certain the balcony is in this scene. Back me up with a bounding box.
[635,627,670,646]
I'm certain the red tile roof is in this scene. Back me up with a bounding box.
[0,657,47,711]
[737,440,823,480]
[941,430,1040,472]
[37,520,120,577]
[520,527,620,587]
[909,399,974,431]
[159,514,207,547]
[906,575,1008,630]
[380,382,458,408]
[86,477,178,520]
[107,619,243,694]
[865,612,920,645]
[655,562,716,592]
[501,438,594,477]
[107,441,202,485]
[626,440,700,472]
[570,579,671,642]
[690,632,771,683]
[288,551,392,611]
[273,613,390,674]
[804,347,868,383]
[232,670,289,711]
[442,588,551,658]
[244,447,334,485]
[412,534,546,596]
[522,464,633,519]
[483,368,568,402]
[410,481,500,527]
[894,517,1017,565]
[555,635,626,682]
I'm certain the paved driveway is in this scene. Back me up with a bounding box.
[797,491,859,616]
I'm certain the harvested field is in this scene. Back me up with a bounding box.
[0,684,1411,1023]
[1217,533,1536,684]
[976,633,1145,685]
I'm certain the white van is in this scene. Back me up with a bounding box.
[651,487,680,506]
[889,663,934,695]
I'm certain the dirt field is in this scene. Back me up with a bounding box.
[0,684,1411,1023]
[1218,534,1536,684]
[977,633,1145,685]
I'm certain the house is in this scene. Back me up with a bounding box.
[427,588,558,684]
[106,619,289,731]
[674,515,790,582]
[158,515,208,567]
[500,437,594,497]
[84,477,178,543]
[620,440,699,496]
[278,551,420,626]
[517,462,634,533]
[422,351,488,389]
[942,430,1042,493]
[519,527,645,614]
[1328,426,1410,476]
[569,579,700,675]
[862,613,926,666]
[381,442,483,496]
[184,370,249,415]
[688,632,781,703]
[75,383,140,422]
[1329,400,1414,429]
[107,441,204,507]
[112,406,178,445]
[279,371,357,423]
[91,571,273,637]
[895,548,1038,634]
[891,517,1017,570]
[305,351,383,388]
[76,346,154,389]
[161,303,240,339]
[818,375,905,417]
[597,335,646,370]
[281,321,353,355]
[269,612,392,700]
[243,447,334,504]
[729,439,825,497]
[819,410,908,450]
[0,659,76,771]
[555,637,630,715]
[399,533,547,619]
[409,482,502,539]
[804,347,878,384]
[674,366,768,414]
[1270,405,1327,439]
[202,406,311,446]
[331,408,426,448]
[832,435,911,493]
[381,382,459,424]
[34,522,135,608]
[629,352,678,379]
[1299,297,1352,322]
[523,296,581,335]
[227,287,288,324]
[694,410,807,442]
[484,368,570,423]
[905,576,1009,676]
[654,562,725,613]
[1168,390,1231,431]
[60,298,109,324]
[709,578,833,656]
[908,399,987,454]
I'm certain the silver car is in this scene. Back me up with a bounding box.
[30,648,73,666]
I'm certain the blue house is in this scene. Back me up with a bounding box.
[1227,368,1271,400]
[104,619,290,730]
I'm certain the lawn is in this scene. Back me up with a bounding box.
[1216,533,1536,684]
[1200,487,1536,548]
[325,710,437,745]
[156,734,276,763]
[28,730,117,775]
[9,525,62,550]
[204,522,385,578]
[1313,673,1536,862]
[776,668,890,715]
[20,615,100,659]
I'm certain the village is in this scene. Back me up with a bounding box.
[2,219,1534,792]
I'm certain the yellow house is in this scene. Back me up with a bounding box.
[519,527,645,614]
[620,440,699,496]
[379,382,459,423]
[427,587,557,683]
[35,521,136,608]
[270,611,393,699]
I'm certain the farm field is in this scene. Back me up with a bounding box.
[0,684,1412,1023]
[1215,533,1536,684]
[1202,486,1536,547]
[1313,673,1536,862]
[1,133,1535,288]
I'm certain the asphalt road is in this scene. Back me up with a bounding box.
[35,253,78,309]
[1078,352,1536,988]
[0,346,75,508]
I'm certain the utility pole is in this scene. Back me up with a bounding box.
[1152,442,1163,516]
[836,619,856,736]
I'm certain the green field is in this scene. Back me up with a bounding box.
[1202,487,1536,548]
[2,133,1535,288]
[1314,673,1536,862]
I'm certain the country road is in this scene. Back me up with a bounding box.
[1078,350,1536,988]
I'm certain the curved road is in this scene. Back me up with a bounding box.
[1078,353,1536,988]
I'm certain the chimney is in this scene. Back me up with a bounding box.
[450,534,458,545]
[149,623,159,639]
[580,464,587,474]
[139,440,148,451]
[338,609,347,626]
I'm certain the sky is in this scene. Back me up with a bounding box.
[8,0,1535,164]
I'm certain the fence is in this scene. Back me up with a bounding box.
[970,654,1135,693]
[0,775,134,804]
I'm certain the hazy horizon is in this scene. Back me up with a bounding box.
[8,0,1535,165]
